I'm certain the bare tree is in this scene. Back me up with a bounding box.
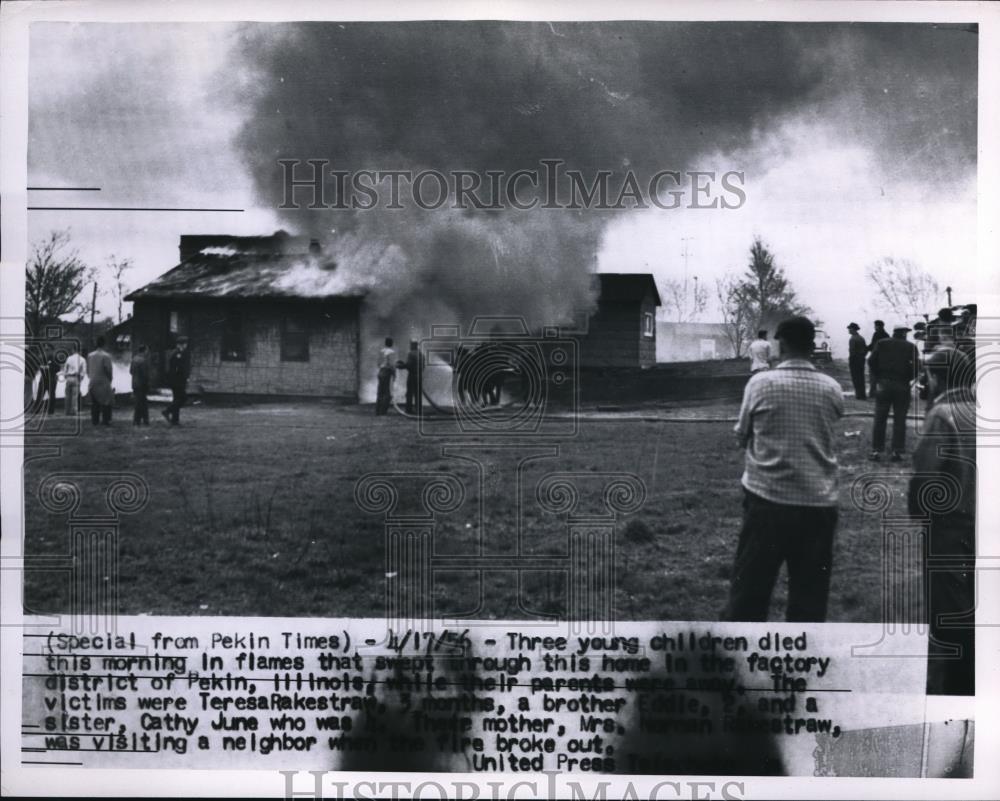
[24,230,90,335]
[108,255,134,324]
[661,276,708,323]
[865,256,941,320]
[716,273,753,358]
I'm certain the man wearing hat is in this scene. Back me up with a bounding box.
[723,316,844,622]
[162,336,191,425]
[847,323,867,399]
[868,323,919,461]
[909,346,976,695]
[867,320,889,397]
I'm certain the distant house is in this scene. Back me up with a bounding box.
[578,273,661,369]
[125,232,365,400]
[656,321,738,362]
[106,316,133,355]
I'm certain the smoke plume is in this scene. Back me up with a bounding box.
[227,21,976,343]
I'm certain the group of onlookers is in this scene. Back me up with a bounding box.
[31,336,190,427]
[727,314,976,695]
[847,310,975,462]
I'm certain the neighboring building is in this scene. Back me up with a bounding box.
[656,321,738,363]
[578,273,661,369]
[125,232,365,400]
[106,316,133,355]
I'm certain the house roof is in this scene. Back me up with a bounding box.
[125,233,369,302]
[593,273,662,306]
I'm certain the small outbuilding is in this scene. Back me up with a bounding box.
[578,273,661,369]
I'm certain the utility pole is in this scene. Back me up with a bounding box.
[89,281,97,346]
[680,237,693,286]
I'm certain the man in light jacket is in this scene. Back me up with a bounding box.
[86,336,114,426]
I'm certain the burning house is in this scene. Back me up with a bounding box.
[125,232,365,400]
[126,232,662,400]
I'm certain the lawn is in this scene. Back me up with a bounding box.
[21,385,918,623]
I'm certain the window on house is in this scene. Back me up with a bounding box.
[643,312,655,337]
[167,310,188,344]
[221,310,245,362]
[281,316,309,362]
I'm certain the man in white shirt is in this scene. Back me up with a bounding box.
[60,342,87,416]
[747,329,772,374]
[375,337,396,416]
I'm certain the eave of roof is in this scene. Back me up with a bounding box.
[594,272,662,306]
[125,253,370,302]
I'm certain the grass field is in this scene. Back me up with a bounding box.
[22,369,919,623]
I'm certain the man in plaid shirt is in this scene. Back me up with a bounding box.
[722,316,844,622]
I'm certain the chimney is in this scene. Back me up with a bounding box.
[309,238,322,256]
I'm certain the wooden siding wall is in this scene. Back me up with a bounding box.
[578,291,657,368]
[131,300,360,398]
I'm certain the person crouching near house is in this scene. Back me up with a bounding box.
[61,341,87,416]
[909,346,976,696]
[722,316,845,622]
[86,336,115,426]
[130,344,150,426]
[375,337,396,416]
[162,336,191,425]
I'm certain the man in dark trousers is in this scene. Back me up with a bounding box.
[34,343,60,415]
[130,344,150,426]
[869,323,919,462]
[846,322,867,399]
[722,316,844,622]
[375,337,396,416]
[867,319,889,397]
[909,346,976,696]
[400,340,423,416]
[162,336,190,425]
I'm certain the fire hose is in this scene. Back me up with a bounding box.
[390,364,517,419]
[389,367,895,422]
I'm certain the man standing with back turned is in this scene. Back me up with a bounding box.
[748,330,772,375]
[162,336,191,425]
[722,316,844,622]
[869,323,919,462]
[847,322,867,399]
[867,319,889,397]
[87,336,114,426]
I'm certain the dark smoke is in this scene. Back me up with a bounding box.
[227,22,976,338]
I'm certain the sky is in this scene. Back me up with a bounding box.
[27,21,981,354]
